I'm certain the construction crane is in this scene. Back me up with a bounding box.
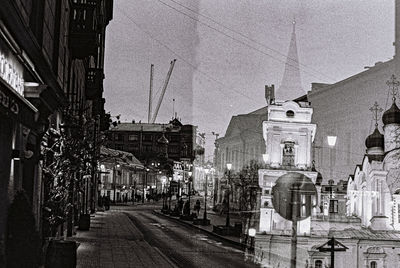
[149,59,177,123]
[147,64,154,123]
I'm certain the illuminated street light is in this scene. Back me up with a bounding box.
[226,163,232,227]
[327,136,337,147]
[204,168,210,224]
[262,153,269,164]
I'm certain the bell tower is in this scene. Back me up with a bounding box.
[258,100,318,235]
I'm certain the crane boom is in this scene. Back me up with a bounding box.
[151,59,176,123]
[148,64,154,123]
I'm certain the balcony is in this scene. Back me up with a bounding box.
[86,68,104,100]
[69,0,99,58]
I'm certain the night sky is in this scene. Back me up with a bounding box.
[104,0,394,160]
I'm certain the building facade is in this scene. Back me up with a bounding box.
[253,92,400,268]
[105,118,202,196]
[0,0,113,265]
[99,146,144,202]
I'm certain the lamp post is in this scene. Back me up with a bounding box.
[168,176,172,211]
[142,167,149,203]
[188,171,192,213]
[204,168,209,224]
[113,164,120,203]
[226,163,232,227]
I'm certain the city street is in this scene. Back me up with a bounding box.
[76,203,259,268]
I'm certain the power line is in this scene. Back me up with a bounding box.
[155,0,333,82]
[115,6,260,103]
[165,0,336,82]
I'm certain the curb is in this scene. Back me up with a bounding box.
[153,210,246,251]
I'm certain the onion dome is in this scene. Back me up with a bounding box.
[382,102,400,125]
[157,133,169,144]
[365,128,384,149]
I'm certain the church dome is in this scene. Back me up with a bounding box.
[157,133,169,144]
[365,128,384,149]
[382,102,400,125]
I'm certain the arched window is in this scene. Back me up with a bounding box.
[370,261,377,268]
[282,141,295,167]
[315,260,323,268]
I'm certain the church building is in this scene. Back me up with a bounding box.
[254,77,400,268]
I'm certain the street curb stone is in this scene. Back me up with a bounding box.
[153,210,246,251]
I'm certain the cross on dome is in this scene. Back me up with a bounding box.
[386,74,400,102]
[369,101,383,128]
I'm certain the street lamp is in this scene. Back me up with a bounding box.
[327,136,337,147]
[248,228,256,251]
[226,163,232,227]
[262,153,269,166]
[168,176,172,211]
[142,167,150,203]
[113,164,120,203]
[204,168,209,225]
[188,171,192,213]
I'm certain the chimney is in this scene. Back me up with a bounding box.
[265,84,275,105]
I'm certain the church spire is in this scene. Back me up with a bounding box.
[277,18,305,101]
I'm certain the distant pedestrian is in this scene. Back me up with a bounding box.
[220,199,227,215]
[178,198,184,215]
[183,200,190,216]
[104,196,110,210]
[194,200,201,216]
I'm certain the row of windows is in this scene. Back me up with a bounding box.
[113,133,182,142]
[313,260,376,268]
[112,144,181,154]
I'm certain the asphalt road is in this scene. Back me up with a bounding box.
[122,204,260,268]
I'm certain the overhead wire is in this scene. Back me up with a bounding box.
[155,0,334,82]
[164,0,336,82]
[115,6,260,103]
[114,5,373,165]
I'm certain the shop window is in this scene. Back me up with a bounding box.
[315,260,323,268]
[282,141,295,167]
[329,200,338,213]
[370,261,377,268]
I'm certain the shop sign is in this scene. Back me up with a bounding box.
[0,51,24,96]
[0,88,19,114]
[0,85,35,128]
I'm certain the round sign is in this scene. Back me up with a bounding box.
[272,172,317,221]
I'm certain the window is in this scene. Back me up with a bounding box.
[329,200,338,213]
[286,110,295,117]
[282,141,295,167]
[315,260,323,268]
[128,134,138,141]
[143,134,153,141]
[115,144,124,150]
[370,261,377,268]
[114,133,123,141]
[398,204,400,223]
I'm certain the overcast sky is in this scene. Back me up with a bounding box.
[104,0,394,160]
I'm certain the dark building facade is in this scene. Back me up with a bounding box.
[106,119,197,166]
[0,0,113,265]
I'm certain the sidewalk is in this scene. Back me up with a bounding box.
[73,210,176,268]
